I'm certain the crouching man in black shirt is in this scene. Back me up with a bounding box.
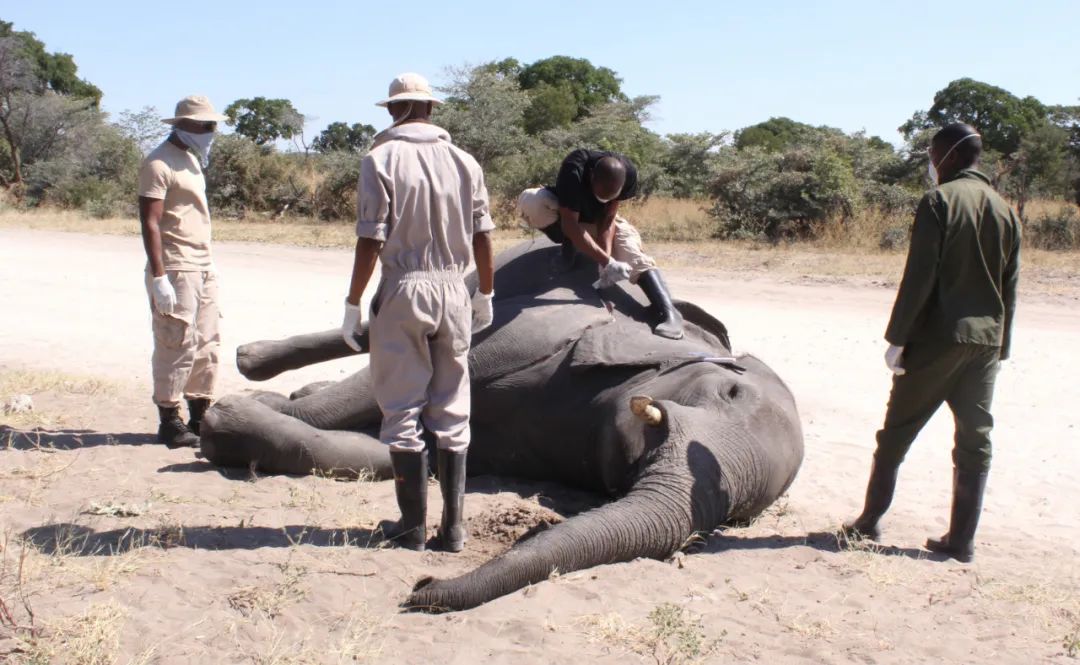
[516,148,684,339]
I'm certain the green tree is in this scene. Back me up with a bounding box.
[517,56,625,124]
[661,132,727,198]
[734,117,818,152]
[224,97,304,146]
[899,78,1046,157]
[434,65,532,169]
[115,105,168,154]
[1003,120,1070,219]
[522,81,577,134]
[0,20,101,104]
[311,121,375,154]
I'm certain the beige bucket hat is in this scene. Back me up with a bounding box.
[162,95,228,125]
[375,73,443,107]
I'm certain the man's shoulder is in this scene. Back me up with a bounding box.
[142,141,187,171]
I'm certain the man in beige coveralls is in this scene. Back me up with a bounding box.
[341,73,496,552]
[138,96,225,449]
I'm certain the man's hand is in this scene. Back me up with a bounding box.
[151,275,177,315]
[472,290,494,333]
[342,301,364,352]
[884,344,906,376]
[596,259,632,288]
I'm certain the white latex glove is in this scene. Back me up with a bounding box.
[342,301,363,352]
[884,344,906,376]
[595,259,632,288]
[472,290,494,333]
[151,275,177,316]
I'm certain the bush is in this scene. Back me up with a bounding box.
[206,135,308,216]
[312,150,360,221]
[1027,204,1080,250]
[709,134,920,242]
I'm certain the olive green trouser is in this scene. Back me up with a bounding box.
[874,343,1000,473]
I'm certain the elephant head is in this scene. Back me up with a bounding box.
[406,329,803,612]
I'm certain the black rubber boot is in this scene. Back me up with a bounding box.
[926,469,988,563]
[157,405,199,449]
[437,448,468,553]
[842,461,899,541]
[186,398,211,436]
[636,269,684,339]
[382,449,428,551]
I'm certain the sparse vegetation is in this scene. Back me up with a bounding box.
[578,602,722,664]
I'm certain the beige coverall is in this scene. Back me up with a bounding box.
[138,141,221,407]
[357,123,494,453]
[516,186,657,282]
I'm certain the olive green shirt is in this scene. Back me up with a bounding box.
[885,169,1021,360]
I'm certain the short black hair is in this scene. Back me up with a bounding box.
[932,122,982,169]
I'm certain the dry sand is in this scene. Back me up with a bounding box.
[1,228,1077,664]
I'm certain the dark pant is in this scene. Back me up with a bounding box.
[874,343,1000,473]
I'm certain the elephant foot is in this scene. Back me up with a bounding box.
[839,517,881,544]
[402,576,452,614]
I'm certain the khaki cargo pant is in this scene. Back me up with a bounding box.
[145,270,221,407]
[874,343,1000,473]
[516,187,657,283]
[369,270,472,453]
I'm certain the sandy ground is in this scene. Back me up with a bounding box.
[1,227,1078,664]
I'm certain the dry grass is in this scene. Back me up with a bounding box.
[0,368,118,430]
[13,600,127,665]
[3,202,1077,297]
[227,554,309,619]
[577,602,722,664]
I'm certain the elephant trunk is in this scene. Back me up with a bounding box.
[236,327,368,381]
[405,463,719,612]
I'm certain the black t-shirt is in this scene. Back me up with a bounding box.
[547,149,638,224]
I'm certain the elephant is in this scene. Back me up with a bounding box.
[200,238,804,612]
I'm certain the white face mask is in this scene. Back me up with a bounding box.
[174,128,215,166]
[928,133,980,185]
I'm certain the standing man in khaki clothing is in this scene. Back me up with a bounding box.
[138,96,226,448]
[845,123,1021,562]
[341,73,495,552]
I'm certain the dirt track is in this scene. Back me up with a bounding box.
[1,228,1078,664]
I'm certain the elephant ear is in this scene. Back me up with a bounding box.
[569,319,723,370]
[469,289,614,382]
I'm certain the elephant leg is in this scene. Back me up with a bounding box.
[290,381,337,400]
[247,390,292,411]
[277,368,381,431]
[236,326,370,381]
[200,395,392,479]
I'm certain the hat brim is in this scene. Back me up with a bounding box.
[162,112,228,125]
[375,92,443,108]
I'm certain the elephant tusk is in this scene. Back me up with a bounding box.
[629,395,663,427]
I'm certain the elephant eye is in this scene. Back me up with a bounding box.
[725,384,740,400]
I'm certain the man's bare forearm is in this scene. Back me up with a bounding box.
[138,196,166,277]
[346,237,382,306]
[473,232,494,294]
[559,207,609,265]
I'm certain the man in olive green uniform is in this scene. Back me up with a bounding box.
[844,123,1021,562]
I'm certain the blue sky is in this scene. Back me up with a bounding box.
[7,1,1079,146]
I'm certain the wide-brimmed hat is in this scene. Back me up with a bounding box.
[162,95,228,125]
[375,73,443,108]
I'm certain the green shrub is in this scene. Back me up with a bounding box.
[1027,204,1080,250]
